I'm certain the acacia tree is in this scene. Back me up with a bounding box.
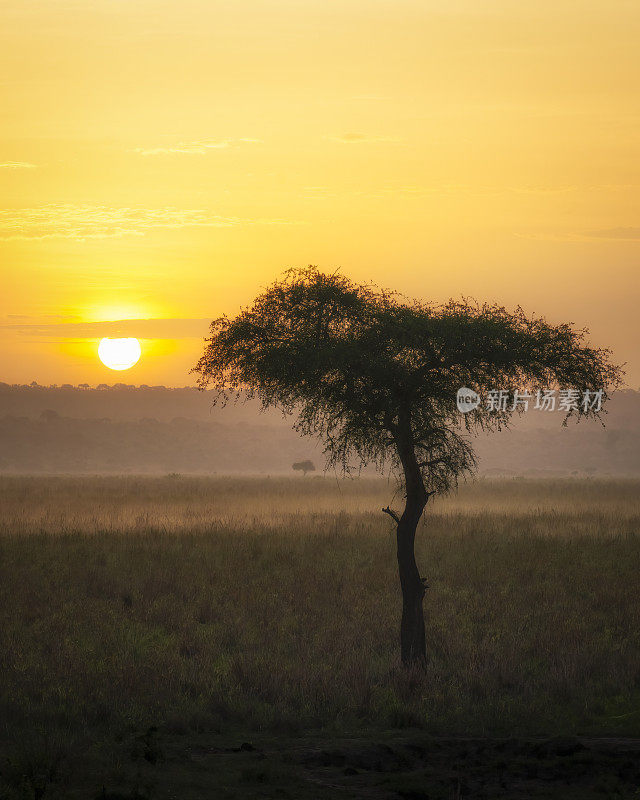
[193,267,622,666]
[293,460,316,476]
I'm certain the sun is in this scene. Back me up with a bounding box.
[98,337,142,370]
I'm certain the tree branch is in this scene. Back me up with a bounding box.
[383,410,398,432]
[381,506,400,524]
[417,457,447,469]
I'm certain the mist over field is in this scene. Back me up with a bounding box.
[2,383,640,476]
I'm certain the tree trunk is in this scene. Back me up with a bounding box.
[394,409,429,666]
[396,509,427,666]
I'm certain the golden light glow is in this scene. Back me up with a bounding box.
[89,306,147,324]
[98,338,142,371]
[0,0,638,386]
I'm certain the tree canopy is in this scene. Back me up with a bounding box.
[193,266,623,495]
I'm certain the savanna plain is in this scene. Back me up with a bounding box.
[1,475,639,799]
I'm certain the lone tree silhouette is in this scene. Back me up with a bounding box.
[193,267,623,666]
[293,460,316,475]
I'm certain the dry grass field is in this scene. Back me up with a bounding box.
[1,475,639,798]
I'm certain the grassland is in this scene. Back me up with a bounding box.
[0,475,639,798]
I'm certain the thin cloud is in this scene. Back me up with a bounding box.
[0,204,297,241]
[302,183,597,200]
[0,161,36,169]
[328,133,400,144]
[364,183,580,197]
[583,227,640,241]
[1,318,212,339]
[515,228,640,243]
[134,137,262,156]
[6,314,79,321]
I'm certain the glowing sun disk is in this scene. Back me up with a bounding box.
[98,337,141,370]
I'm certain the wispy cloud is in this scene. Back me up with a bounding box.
[0,204,297,241]
[134,137,261,156]
[1,317,212,339]
[515,227,640,243]
[328,133,400,144]
[301,182,625,200]
[6,314,79,321]
[583,227,640,241]
[363,183,599,198]
[0,161,36,169]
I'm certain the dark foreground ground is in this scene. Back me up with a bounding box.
[1,476,639,798]
[4,729,640,799]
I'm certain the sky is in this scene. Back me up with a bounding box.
[1,0,638,386]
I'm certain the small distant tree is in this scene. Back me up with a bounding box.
[193,267,622,666]
[293,459,316,476]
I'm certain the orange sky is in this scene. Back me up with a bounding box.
[1,0,638,386]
